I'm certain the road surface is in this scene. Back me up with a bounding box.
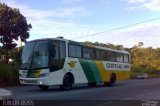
[3,78,160,106]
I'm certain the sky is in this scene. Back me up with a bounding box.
[1,0,160,48]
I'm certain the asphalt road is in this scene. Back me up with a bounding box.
[3,78,160,106]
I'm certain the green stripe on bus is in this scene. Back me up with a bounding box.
[79,59,102,83]
[27,70,35,78]
[88,60,102,82]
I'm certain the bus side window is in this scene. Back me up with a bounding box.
[106,51,116,62]
[116,53,123,62]
[124,54,129,63]
[75,46,82,58]
[83,47,95,59]
[96,49,105,61]
[68,44,82,58]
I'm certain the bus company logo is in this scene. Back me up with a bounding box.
[106,63,123,68]
[105,62,130,70]
[68,61,77,68]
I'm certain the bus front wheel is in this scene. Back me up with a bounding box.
[60,74,73,91]
[38,85,49,90]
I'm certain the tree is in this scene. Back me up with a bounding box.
[115,45,124,50]
[0,3,32,63]
[138,42,143,48]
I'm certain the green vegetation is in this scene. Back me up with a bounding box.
[0,3,31,63]
[0,47,22,86]
[130,46,160,78]
[0,3,30,86]
[0,64,19,86]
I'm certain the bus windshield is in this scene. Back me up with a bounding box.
[21,40,51,70]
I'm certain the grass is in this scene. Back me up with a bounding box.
[0,64,19,86]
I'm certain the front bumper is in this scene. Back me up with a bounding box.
[19,77,49,85]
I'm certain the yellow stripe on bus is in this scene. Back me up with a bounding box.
[35,70,40,77]
[113,71,130,80]
[95,60,110,82]
[95,61,130,82]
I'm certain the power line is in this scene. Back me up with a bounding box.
[71,17,160,40]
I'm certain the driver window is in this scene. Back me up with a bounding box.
[50,41,65,71]
[50,41,60,71]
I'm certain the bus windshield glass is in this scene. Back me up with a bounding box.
[21,40,51,70]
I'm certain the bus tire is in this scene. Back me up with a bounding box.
[104,74,116,86]
[109,74,116,86]
[60,74,73,91]
[38,85,49,90]
[104,82,110,86]
[88,82,97,87]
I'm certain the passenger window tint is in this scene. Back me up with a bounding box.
[83,47,95,59]
[116,53,123,62]
[50,41,66,71]
[96,50,105,60]
[60,42,66,59]
[69,44,82,58]
[124,54,129,63]
[106,51,116,61]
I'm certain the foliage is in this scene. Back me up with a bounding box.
[9,46,23,65]
[0,64,19,86]
[130,47,160,73]
[0,3,31,63]
[84,41,124,50]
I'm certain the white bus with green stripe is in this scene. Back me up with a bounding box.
[19,37,130,90]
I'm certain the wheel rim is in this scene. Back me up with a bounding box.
[63,76,72,89]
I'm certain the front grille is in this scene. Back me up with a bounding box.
[24,80,37,83]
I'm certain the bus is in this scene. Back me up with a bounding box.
[19,37,130,90]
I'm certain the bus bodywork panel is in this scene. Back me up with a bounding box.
[78,59,130,83]
[19,57,130,85]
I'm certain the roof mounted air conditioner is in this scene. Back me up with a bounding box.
[56,36,64,39]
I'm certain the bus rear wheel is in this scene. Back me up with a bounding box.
[38,85,49,90]
[60,74,73,91]
[104,74,116,86]
[110,74,116,86]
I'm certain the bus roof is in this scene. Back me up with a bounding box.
[27,37,129,54]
